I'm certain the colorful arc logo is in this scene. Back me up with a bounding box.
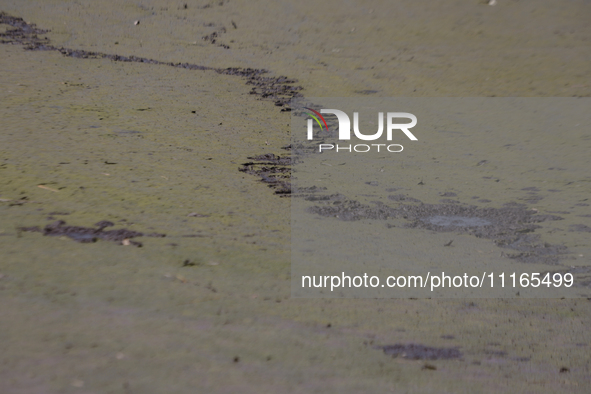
[304,107,328,133]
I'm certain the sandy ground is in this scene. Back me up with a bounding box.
[1,0,590,393]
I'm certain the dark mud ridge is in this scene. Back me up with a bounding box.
[381,344,462,360]
[239,153,291,196]
[379,340,535,365]
[0,12,302,107]
[237,141,334,196]
[306,193,568,265]
[20,220,165,247]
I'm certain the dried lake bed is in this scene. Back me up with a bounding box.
[1,1,590,392]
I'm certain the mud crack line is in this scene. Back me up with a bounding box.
[0,12,302,108]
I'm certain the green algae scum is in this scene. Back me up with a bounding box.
[1,1,591,393]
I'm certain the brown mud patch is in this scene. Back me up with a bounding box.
[381,344,462,360]
[307,196,567,265]
[239,153,292,196]
[237,145,571,266]
[20,220,165,246]
[202,26,230,49]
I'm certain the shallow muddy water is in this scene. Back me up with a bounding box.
[1,1,590,393]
